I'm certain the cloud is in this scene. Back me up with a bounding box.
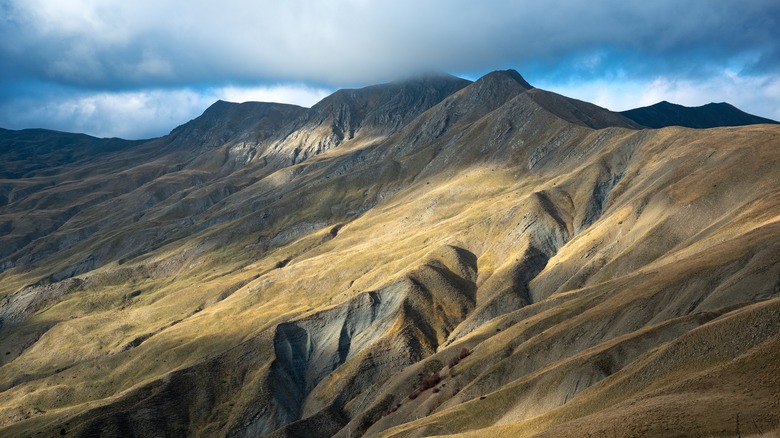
[0,0,777,137]
[214,85,330,108]
[4,0,779,86]
[0,84,331,139]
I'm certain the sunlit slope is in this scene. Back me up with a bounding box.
[0,71,778,437]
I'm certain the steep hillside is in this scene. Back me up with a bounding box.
[621,100,779,128]
[1,70,779,438]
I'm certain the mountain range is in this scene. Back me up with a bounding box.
[620,100,780,129]
[1,70,779,437]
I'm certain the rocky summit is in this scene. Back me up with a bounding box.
[1,70,779,437]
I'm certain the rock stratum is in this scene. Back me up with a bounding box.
[1,70,779,437]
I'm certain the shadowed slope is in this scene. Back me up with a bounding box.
[525,89,642,129]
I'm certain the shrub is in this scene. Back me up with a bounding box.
[385,403,401,416]
[448,347,471,368]
[420,371,441,390]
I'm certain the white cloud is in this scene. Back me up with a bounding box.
[0,84,332,139]
[6,0,778,86]
[0,89,205,139]
[209,85,330,107]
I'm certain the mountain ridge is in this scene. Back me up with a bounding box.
[620,99,779,128]
[0,128,147,179]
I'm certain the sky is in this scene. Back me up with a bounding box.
[1,0,778,139]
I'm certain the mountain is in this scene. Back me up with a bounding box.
[0,128,146,179]
[621,100,779,128]
[1,70,779,437]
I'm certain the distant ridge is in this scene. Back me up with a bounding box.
[0,128,145,179]
[621,100,779,129]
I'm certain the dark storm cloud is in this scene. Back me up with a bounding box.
[1,0,778,138]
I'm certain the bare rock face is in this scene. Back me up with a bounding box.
[1,70,780,438]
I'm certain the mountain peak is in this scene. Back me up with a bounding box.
[200,99,237,115]
[298,74,469,131]
[450,69,534,108]
[262,74,470,165]
[165,100,307,151]
[621,100,779,128]
[478,69,533,89]
[389,71,470,86]
[492,69,534,89]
